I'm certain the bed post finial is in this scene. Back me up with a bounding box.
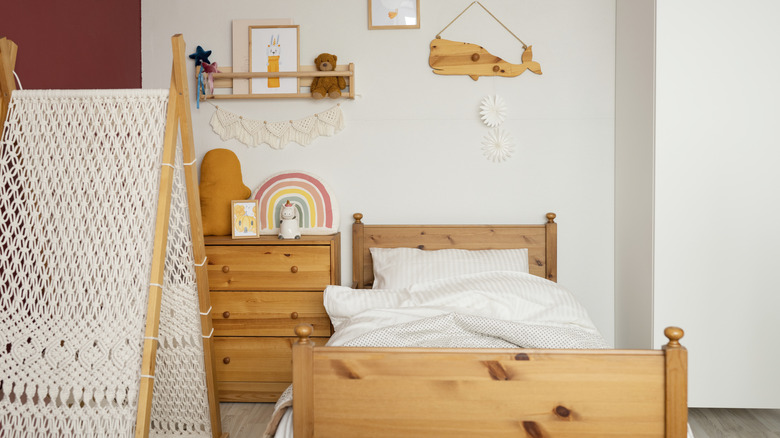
[354,213,363,224]
[295,323,313,344]
[546,212,556,224]
[664,326,684,348]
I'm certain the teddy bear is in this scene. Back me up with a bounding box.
[311,53,346,99]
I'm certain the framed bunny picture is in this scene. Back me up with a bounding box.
[248,25,300,95]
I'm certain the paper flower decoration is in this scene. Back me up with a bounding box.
[482,128,514,163]
[479,95,508,127]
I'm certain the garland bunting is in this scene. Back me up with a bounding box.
[210,104,345,149]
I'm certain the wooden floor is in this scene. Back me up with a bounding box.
[220,403,780,438]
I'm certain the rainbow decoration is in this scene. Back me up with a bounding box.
[252,171,339,235]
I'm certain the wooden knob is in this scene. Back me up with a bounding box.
[471,53,480,62]
[353,213,363,224]
[290,266,298,273]
[290,312,299,319]
[664,327,684,347]
[223,357,230,364]
[222,266,230,273]
[295,323,313,344]
[222,311,230,319]
[546,212,557,224]
[493,65,501,72]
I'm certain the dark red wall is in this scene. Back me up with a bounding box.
[1,0,141,89]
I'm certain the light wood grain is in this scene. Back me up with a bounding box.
[351,212,557,288]
[206,245,332,291]
[0,37,18,130]
[205,235,339,403]
[211,291,330,336]
[429,38,542,81]
[201,63,355,100]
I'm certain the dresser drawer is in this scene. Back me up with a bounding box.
[214,336,329,383]
[206,245,333,291]
[211,291,331,337]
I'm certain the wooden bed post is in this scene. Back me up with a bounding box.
[352,213,364,288]
[0,37,19,130]
[545,212,557,282]
[663,326,688,438]
[293,324,316,438]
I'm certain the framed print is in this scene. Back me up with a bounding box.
[249,25,300,95]
[232,18,293,94]
[368,0,420,29]
[231,200,260,239]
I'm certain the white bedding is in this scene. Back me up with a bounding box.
[264,271,692,437]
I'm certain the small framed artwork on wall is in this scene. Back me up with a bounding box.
[231,200,260,239]
[248,25,300,95]
[368,0,420,29]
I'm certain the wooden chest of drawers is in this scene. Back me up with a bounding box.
[205,234,340,402]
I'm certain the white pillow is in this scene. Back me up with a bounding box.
[369,247,529,289]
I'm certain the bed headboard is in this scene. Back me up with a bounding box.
[351,212,557,289]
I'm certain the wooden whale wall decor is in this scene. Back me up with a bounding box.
[429,38,542,81]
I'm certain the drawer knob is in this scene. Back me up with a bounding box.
[222,311,230,319]
[223,357,231,365]
[290,266,299,273]
[222,265,230,273]
[290,312,299,319]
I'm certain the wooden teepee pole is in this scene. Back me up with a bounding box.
[135,34,226,438]
[170,33,226,438]
[0,37,19,129]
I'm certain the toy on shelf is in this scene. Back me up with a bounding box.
[201,61,221,95]
[278,200,302,239]
[196,64,355,100]
[311,53,346,99]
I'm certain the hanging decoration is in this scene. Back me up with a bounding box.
[209,104,345,149]
[429,1,542,81]
[481,127,514,163]
[479,94,507,127]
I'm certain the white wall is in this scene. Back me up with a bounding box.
[655,0,780,407]
[142,0,617,343]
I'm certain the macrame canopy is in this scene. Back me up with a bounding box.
[428,1,542,81]
[0,35,225,438]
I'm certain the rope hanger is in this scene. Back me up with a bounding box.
[435,1,528,50]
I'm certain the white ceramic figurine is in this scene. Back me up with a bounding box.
[278,200,301,239]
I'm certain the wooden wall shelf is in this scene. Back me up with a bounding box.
[199,64,355,100]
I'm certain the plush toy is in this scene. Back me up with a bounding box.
[311,53,346,99]
[201,61,221,95]
[199,149,251,235]
[278,200,301,239]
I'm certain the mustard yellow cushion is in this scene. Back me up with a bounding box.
[199,149,251,236]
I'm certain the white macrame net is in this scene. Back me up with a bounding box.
[0,89,212,437]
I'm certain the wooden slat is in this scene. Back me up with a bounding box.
[293,325,315,438]
[310,348,666,438]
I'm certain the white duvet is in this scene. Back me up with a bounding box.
[264,271,692,437]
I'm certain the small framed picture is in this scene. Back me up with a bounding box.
[248,25,300,95]
[231,200,260,239]
[368,0,420,30]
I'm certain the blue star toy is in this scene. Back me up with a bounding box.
[189,46,212,66]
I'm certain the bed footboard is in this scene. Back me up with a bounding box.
[292,325,687,438]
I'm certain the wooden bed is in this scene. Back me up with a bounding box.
[291,213,687,437]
